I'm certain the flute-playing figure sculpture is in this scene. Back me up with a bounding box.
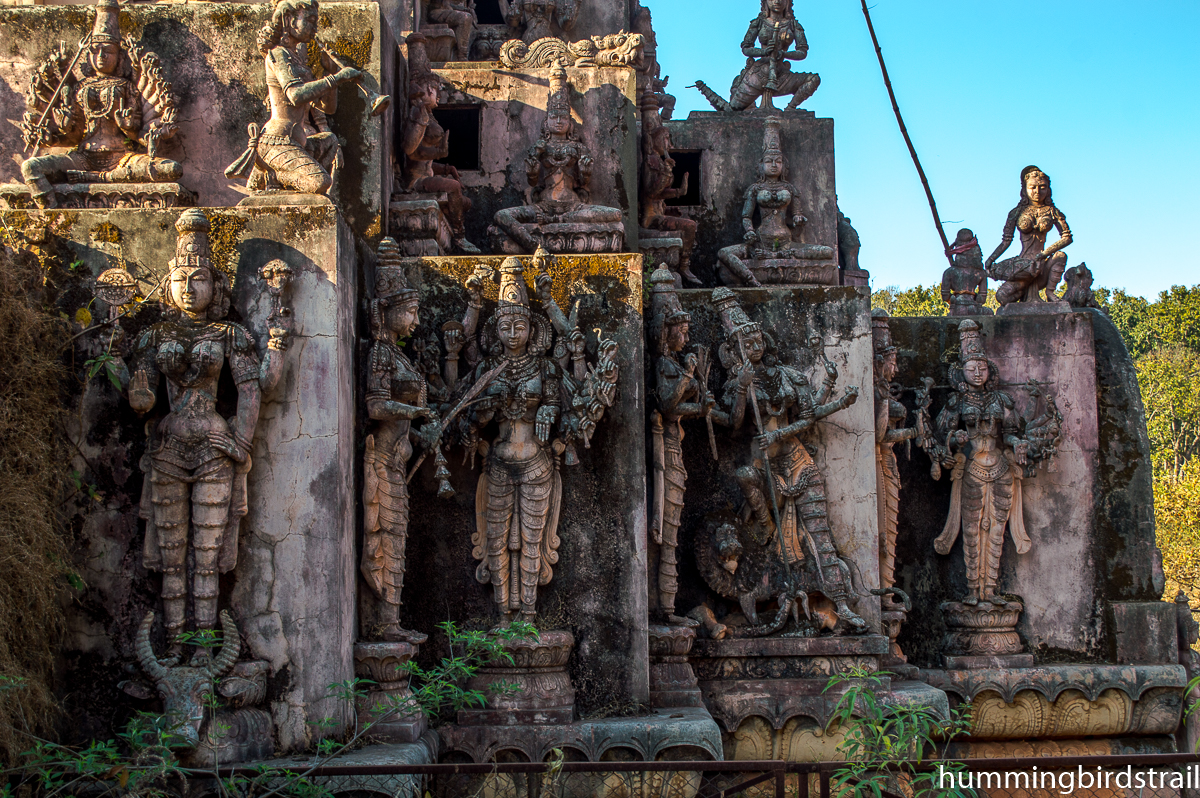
[489,60,625,255]
[691,0,819,113]
[13,0,184,209]
[922,320,1060,658]
[717,118,834,287]
[456,256,619,623]
[361,239,443,644]
[700,288,866,636]
[226,0,387,196]
[127,210,290,654]
[985,166,1072,307]
[649,269,712,626]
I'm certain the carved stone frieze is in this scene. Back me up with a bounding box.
[919,663,1187,704]
[962,686,1182,740]
[498,33,645,69]
[0,182,194,210]
[691,636,888,682]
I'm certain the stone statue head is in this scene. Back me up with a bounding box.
[872,308,898,384]
[258,0,319,55]
[761,0,794,18]
[405,33,440,106]
[648,267,689,355]
[758,117,787,181]
[542,59,575,138]
[163,210,231,321]
[370,238,420,341]
[85,0,122,76]
[1019,165,1052,208]
[950,319,998,392]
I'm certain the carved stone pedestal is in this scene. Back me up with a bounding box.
[389,196,452,255]
[488,221,625,255]
[649,624,703,708]
[0,182,195,209]
[941,601,1034,670]
[458,631,576,726]
[996,299,1072,316]
[880,607,918,680]
[692,636,889,731]
[840,267,870,287]
[639,232,683,278]
[743,254,837,286]
[354,642,427,743]
[237,192,334,208]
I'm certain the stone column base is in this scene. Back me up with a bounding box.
[354,641,427,743]
[649,624,703,708]
[458,630,576,726]
[941,600,1027,668]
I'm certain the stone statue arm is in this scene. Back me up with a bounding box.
[813,360,837,406]
[401,103,432,157]
[271,48,346,111]
[127,330,159,414]
[813,385,858,421]
[740,18,766,58]
[935,397,967,458]
[710,373,749,430]
[575,152,594,203]
[1042,207,1073,259]
[534,273,570,335]
[940,269,953,305]
[875,387,892,445]
[228,327,268,451]
[116,81,143,141]
[741,189,759,242]
[985,207,1021,268]
[787,185,806,228]
[366,346,430,422]
[657,356,705,418]
[1001,395,1029,465]
[784,22,809,60]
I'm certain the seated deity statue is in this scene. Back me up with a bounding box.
[488,60,624,255]
[941,228,992,316]
[225,0,369,196]
[717,118,834,286]
[985,166,1072,306]
[16,0,183,209]
[692,0,819,113]
[424,0,477,60]
[641,104,700,285]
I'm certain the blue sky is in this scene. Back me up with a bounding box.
[652,0,1199,298]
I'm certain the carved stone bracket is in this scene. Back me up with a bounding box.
[0,182,195,209]
[389,197,453,256]
[498,33,645,69]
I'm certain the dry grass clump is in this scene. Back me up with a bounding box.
[0,238,72,761]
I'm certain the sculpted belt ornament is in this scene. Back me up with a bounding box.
[967,458,1009,482]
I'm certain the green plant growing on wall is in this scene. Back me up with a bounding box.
[824,667,975,798]
[0,621,536,798]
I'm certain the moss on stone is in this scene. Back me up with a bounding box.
[205,212,247,278]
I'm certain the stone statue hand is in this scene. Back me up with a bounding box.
[842,385,859,405]
[823,359,838,380]
[743,229,758,244]
[951,429,969,449]
[535,272,554,303]
[115,97,136,130]
[128,370,155,413]
[1014,439,1029,466]
[535,405,557,444]
[268,327,291,351]
[683,352,699,376]
[334,66,362,84]
[756,429,781,450]
[566,328,586,357]
[418,420,443,451]
[443,327,465,356]
[791,215,806,228]
[736,361,755,388]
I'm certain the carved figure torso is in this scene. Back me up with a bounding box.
[750,182,802,255]
[508,0,576,42]
[264,45,332,142]
[530,136,591,208]
[405,107,447,187]
[73,73,141,158]
[744,14,805,59]
[480,354,557,463]
[367,341,427,458]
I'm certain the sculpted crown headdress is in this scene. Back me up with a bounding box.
[405,33,436,91]
[761,116,783,160]
[957,319,987,363]
[497,257,531,319]
[649,267,689,343]
[711,286,760,338]
[90,0,121,46]
[171,210,212,270]
[871,308,896,356]
[375,238,419,306]
[546,58,572,118]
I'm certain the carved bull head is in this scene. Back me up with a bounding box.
[134,610,240,750]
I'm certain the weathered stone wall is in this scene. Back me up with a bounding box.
[423,63,639,252]
[669,286,880,631]
[398,253,649,711]
[0,2,393,235]
[665,112,837,285]
[889,313,1106,666]
[12,206,359,751]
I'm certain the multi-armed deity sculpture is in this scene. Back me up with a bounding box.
[692,0,820,113]
[691,288,865,636]
[717,118,834,286]
[985,166,1073,307]
[489,60,625,254]
[15,0,184,208]
[226,0,386,197]
[125,210,290,653]
[649,269,713,626]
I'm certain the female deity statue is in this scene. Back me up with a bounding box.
[692,0,820,113]
[871,310,919,600]
[641,108,701,286]
[459,256,618,623]
[649,269,712,625]
[489,60,624,254]
[127,210,288,654]
[19,0,182,208]
[399,34,480,254]
[225,0,364,195]
[361,239,445,643]
[717,118,832,286]
[709,288,865,632]
[505,0,579,44]
[929,320,1032,606]
[940,228,991,316]
[985,166,1072,306]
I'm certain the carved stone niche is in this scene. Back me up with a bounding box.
[389,196,453,255]
[458,631,577,725]
[354,642,427,743]
[649,624,703,709]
